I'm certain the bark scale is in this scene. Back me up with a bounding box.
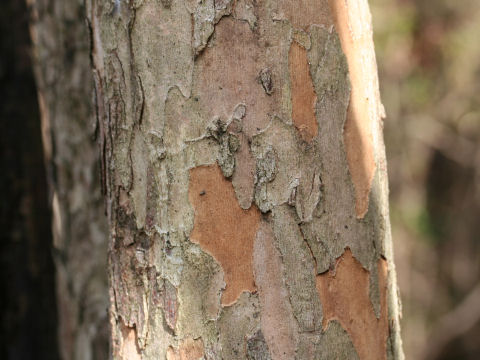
[28,0,109,358]
[88,0,404,358]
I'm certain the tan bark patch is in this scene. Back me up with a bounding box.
[289,41,318,142]
[196,17,273,138]
[329,0,379,218]
[189,164,260,306]
[316,248,388,360]
[167,338,204,360]
[276,0,333,30]
[253,221,296,359]
[195,17,277,206]
[119,323,141,360]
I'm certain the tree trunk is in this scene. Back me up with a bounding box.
[88,0,404,358]
[28,0,109,359]
[0,0,58,358]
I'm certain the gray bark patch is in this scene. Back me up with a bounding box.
[247,331,271,360]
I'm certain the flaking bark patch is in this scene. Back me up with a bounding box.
[233,0,257,30]
[329,0,381,219]
[193,15,288,208]
[119,322,142,360]
[289,41,318,142]
[317,321,360,359]
[272,205,323,331]
[189,164,260,306]
[246,331,271,360]
[192,0,215,55]
[163,279,178,331]
[316,248,388,360]
[217,292,260,358]
[195,17,274,138]
[232,132,256,209]
[259,68,273,95]
[167,338,204,360]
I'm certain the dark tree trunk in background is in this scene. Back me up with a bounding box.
[27,0,110,359]
[0,0,58,359]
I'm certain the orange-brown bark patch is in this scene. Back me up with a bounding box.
[316,249,388,360]
[329,0,377,218]
[189,164,260,306]
[167,338,204,360]
[289,41,318,142]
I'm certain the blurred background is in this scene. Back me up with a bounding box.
[1,0,479,359]
[371,0,480,358]
[0,0,58,359]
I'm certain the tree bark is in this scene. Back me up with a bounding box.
[88,0,404,358]
[28,0,109,359]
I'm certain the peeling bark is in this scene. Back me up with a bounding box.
[289,40,319,142]
[329,0,383,219]
[167,338,204,360]
[119,323,142,360]
[316,248,388,360]
[189,164,260,305]
[87,0,404,358]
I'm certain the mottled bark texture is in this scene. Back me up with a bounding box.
[88,0,404,358]
[28,0,109,358]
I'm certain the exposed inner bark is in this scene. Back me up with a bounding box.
[329,0,380,219]
[189,164,260,306]
[120,322,142,360]
[289,41,319,142]
[87,0,403,357]
[316,248,389,360]
[167,338,204,360]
